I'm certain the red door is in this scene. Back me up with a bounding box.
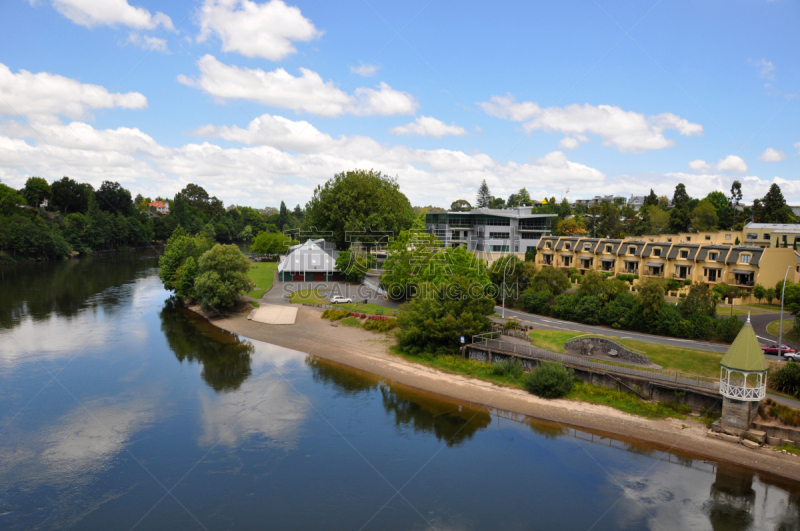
[293,273,304,281]
[313,273,324,281]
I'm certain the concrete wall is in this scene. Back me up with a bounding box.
[720,398,759,431]
[564,337,652,365]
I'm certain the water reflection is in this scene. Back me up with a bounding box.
[307,356,492,446]
[159,298,253,392]
[0,250,159,330]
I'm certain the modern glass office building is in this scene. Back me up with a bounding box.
[425,206,557,254]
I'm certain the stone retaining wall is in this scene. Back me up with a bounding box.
[564,337,651,365]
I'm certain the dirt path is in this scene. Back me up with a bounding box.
[200,307,800,482]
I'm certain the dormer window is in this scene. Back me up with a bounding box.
[545,242,552,249]
[741,254,751,264]
[605,245,612,253]
[654,248,662,257]
[709,252,718,261]
[584,243,591,251]
[680,250,688,259]
[627,246,636,255]
[565,243,571,251]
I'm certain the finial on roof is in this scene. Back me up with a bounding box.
[747,311,750,323]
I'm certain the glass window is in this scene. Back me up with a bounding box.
[746,233,758,240]
[725,234,731,240]
[741,254,751,264]
[680,250,688,258]
[705,235,711,240]
[489,232,510,239]
[709,252,718,261]
[654,248,661,257]
[605,245,612,252]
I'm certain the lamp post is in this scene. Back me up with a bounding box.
[501,260,507,319]
[779,265,792,358]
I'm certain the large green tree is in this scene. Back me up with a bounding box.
[21,177,51,208]
[753,183,790,223]
[705,191,732,229]
[158,227,214,292]
[95,180,134,215]
[194,244,254,313]
[304,169,415,250]
[450,199,471,212]
[644,205,669,234]
[250,231,294,255]
[476,179,491,208]
[690,199,719,232]
[0,183,25,216]
[51,177,93,214]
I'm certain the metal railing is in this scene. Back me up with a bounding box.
[720,381,765,400]
[471,336,719,390]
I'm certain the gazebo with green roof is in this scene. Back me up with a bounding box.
[718,315,767,431]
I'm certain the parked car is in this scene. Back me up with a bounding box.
[329,295,352,304]
[762,344,797,356]
[783,351,800,362]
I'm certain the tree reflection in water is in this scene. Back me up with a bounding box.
[307,355,491,446]
[159,298,253,392]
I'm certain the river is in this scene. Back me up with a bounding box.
[1,250,799,530]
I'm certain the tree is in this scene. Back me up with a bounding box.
[530,267,570,296]
[644,205,669,234]
[488,196,505,209]
[753,183,790,223]
[753,284,766,304]
[95,180,134,215]
[679,283,716,317]
[765,288,776,305]
[637,278,665,316]
[690,199,719,232]
[450,199,472,212]
[51,177,93,214]
[730,180,743,227]
[238,225,253,242]
[643,189,659,208]
[278,201,289,230]
[556,216,586,235]
[476,179,491,208]
[517,188,532,206]
[21,176,51,207]
[672,183,690,209]
[335,249,370,282]
[558,198,572,218]
[395,276,495,356]
[304,169,415,250]
[668,204,691,233]
[0,183,25,216]
[194,244,254,313]
[158,227,214,292]
[588,200,621,238]
[705,191,732,229]
[293,204,304,220]
[251,231,294,256]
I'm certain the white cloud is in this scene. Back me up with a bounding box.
[197,0,320,61]
[688,159,711,173]
[0,62,147,122]
[716,154,748,173]
[350,62,379,77]
[51,0,173,30]
[749,58,775,80]
[389,116,467,138]
[178,55,417,117]
[478,94,702,152]
[758,147,786,162]
[126,32,168,52]
[558,137,579,150]
[796,140,800,152]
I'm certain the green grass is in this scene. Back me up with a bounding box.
[567,382,688,419]
[529,329,724,378]
[289,289,397,315]
[246,262,277,298]
[339,316,363,328]
[740,303,783,313]
[767,319,794,338]
[773,444,800,456]
[715,306,752,317]
[389,346,690,420]
[248,300,260,308]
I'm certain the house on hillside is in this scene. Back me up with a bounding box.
[148,200,170,214]
[277,239,339,281]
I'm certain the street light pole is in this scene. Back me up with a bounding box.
[779,265,792,357]
[501,261,507,319]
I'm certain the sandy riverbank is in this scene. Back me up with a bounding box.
[194,305,800,483]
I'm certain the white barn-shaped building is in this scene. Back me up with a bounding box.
[278,239,339,281]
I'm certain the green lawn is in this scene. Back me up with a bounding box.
[740,303,782,313]
[715,306,752,317]
[289,289,398,316]
[766,319,800,342]
[390,346,689,420]
[529,329,724,378]
[246,262,277,298]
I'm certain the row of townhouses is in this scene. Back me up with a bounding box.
[535,235,800,295]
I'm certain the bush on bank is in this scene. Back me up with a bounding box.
[524,362,574,398]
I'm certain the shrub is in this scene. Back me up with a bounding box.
[659,401,692,415]
[524,362,574,398]
[617,273,639,284]
[600,272,614,278]
[761,399,800,427]
[769,363,800,398]
[504,320,522,330]
[571,274,582,284]
[679,293,686,298]
[683,279,692,286]
[321,309,352,321]
[363,318,398,332]
[715,315,744,343]
[491,358,523,379]
[670,291,677,297]
[665,279,682,292]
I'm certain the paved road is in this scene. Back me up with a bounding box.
[497,306,790,363]
[263,276,400,310]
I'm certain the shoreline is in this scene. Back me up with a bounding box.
[192,304,800,483]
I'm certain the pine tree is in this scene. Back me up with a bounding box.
[278,201,288,230]
[476,179,491,208]
[753,183,789,223]
[730,180,742,227]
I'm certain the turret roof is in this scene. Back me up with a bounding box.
[720,316,768,372]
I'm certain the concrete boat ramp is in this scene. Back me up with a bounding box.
[248,304,298,325]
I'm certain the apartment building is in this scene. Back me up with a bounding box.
[631,223,800,249]
[536,235,800,293]
[425,206,557,263]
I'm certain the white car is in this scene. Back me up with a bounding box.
[329,296,352,304]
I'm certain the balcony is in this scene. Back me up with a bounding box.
[643,269,665,278]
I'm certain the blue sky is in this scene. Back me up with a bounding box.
[0,0,798,209]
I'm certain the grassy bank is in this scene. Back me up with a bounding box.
[766,319,796,339]
[246,262,277,298]
[529,329,724,378]
[390,346,692,420]
[290,288,397,315]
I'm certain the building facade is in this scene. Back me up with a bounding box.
[425,206,557,262]
[536,235,800,294]
[277,239,339,281]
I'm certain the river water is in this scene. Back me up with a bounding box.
[1,250,799,530]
